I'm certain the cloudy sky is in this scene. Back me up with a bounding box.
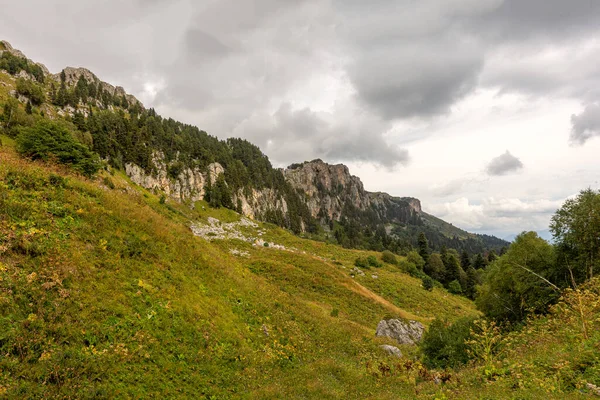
[2,0,600,239]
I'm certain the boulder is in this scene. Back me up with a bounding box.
[376,319,424,345]
[379,344,402,358]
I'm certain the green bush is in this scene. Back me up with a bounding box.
[406,250,425,270]
[367,255,383,268]
[16,78,46,105]
[448,280,463,294]
[422,275,434,291]
[420,317,477,369]
[381,250,397,265]
[16,120,100,177]
[354,257,370,269]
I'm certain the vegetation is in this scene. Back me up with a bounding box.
[1,49,599,398]
[16,120,100,177]
[421,317,476,369]
[0,140,478,398]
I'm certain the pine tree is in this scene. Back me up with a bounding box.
[465,267,479,299]
[460,250,471,270]
[473,253,487,269]
[25,100,33,115]
[446,254,465,288]
[418,232,430,264]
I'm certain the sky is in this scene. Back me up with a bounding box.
[2,0,600,239]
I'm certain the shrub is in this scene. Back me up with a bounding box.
[16,120,100,177]
[422,275,434,291]
[448,280,463,295]
[381,250,397,265]
[398,260,418,276]
[367,255,383,268]
[354,257,370,269]
[16,78,46,105]
[406,250,425,270]
[421,317,477,369]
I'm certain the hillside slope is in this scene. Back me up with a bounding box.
[0,140,477,398]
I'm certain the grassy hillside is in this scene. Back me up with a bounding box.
[0,139,478,398]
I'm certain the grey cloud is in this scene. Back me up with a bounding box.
[232,103,409,169]
[486,151,524,176]
[570,104,600,145]
[2,0,600,168]
[473,0,600,41]
[348,38,483,119]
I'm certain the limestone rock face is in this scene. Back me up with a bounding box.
[283,160,421,224]
[125,152,214,202]
[53,66,142,108]
[123,152,287,222]
[0,40,50,76]
[375,319,425,345]
[379,345,403,358]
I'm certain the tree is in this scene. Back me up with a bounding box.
[465,266,480,299]
[473,253,487,270]
[550,189,600,283]
[476,232,557,323]
[445,254,465,288]
[16,120,100,177]
[25,100,32,115]
[418,232,430,264]
[460,250,471,270]
[424,253,446,282]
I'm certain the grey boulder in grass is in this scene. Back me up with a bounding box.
[376,319,424,345]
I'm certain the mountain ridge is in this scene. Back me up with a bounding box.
[0,39,508,254]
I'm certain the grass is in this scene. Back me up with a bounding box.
[1,144,596,399]
[0,69,598,397]
[0,143,481,398]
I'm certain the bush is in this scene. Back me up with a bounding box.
[422,275,434,291]
[16,120,100,177]
[398,260,418,276]
[406,250,425,270]
[448,280,463,294]
[381,250,397,265]
[16,78,46,105]
[354,257,370,269]
[367,255,383,268]
[421,317,477,369]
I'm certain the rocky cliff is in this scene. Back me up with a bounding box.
[0,39,419,232]
[283,159,421,225]
[0,40,141,110]
[125,152,289,222]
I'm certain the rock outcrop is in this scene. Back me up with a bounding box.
[379,344,403,358]
[53,66,142,108]
[375,319,425,345]
[283,159,421,224]
[0,40,50,76]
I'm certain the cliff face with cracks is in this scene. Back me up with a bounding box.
[125,155,420,230]
[125,152,289,222]
[283,160,421,225]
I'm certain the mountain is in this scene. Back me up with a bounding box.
[1,39,598,399]
[0,39,507,255]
